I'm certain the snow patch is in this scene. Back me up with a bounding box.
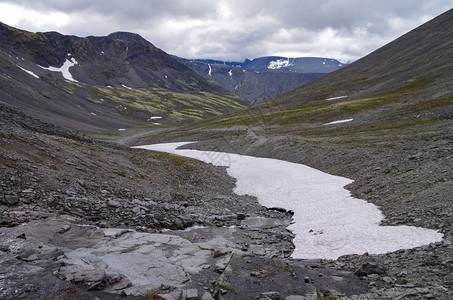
[268,59,293,70]
[16,65,39,79]
[39,57,79,82]
[228,69,233,77]
[118,129,126,131]
[122,84,133,90]
[147,116,162,121]
[323,119,353,125]
[325,96,347,101]
[208,64,212,76]
[91,112,97,116]
[134,142,443,260]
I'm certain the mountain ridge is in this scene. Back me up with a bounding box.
[0,22,245,132]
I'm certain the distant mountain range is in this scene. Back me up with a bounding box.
[189,56,346,73]
[175,56,346,104]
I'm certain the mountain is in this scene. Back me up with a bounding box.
[175,57,324,104]
[176,55,346,104]
[192,56,347,73]
[0,23,244,132]
[241,56,346,73]
[137,9,453,298]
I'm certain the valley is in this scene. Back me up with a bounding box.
[1,7,452,300]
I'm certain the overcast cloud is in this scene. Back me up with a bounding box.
[0,0,450,62]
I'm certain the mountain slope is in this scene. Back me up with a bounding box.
[0,23,244,132]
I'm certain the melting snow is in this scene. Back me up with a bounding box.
[122,84,133,90]
[228,70,233,77]
[134,142,443,260]
[147,116,162,121]
[16,65,39,79]
[325,96,348,101]
[268,59,293,70]
[208,64,212,76]
[39,57,79,82]
[324,119,353,125]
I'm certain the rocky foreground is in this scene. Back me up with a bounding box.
[1,102,452,300]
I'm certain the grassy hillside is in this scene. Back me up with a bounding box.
[0,22,244,133]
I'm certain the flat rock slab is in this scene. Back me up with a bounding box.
[60,228,212,294]
[0,216,214,296]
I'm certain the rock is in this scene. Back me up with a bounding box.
[108,200,121,208]
[260,291,282,300]
[201,292,215,300]
[4,195,19,205]
[285,296,306,300]
[354,259,386,277]
[185,288,198,300]
[16,233,26,239]
[58,224,71,234]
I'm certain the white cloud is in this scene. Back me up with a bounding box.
[0,3,70,29]
[0,0,451,62]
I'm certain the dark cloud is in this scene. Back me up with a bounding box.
[0,0,451,62]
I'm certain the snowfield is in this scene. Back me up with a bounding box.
[134,142,443,260]
[39,57,79,82]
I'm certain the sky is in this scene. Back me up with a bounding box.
[0,1,451,63]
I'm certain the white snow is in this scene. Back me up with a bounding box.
[208,64,212,76]
[122,84,133,90]
[147,116,162,122]
[324,119,353,125]
[152,123,162,125]
[268,59,293,70]
[39,57,79,82]
[325,96,347,101]
[100,98,104,102]
[134,142,443,260]
[91,112,97,116]
[16,65,39,79]
[165,75,168,79]
[228,69,233,77]
[118,129,126,131]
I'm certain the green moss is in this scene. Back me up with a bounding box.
[142,291,166,299]
[211,282,235,293]
[198,246,215,251]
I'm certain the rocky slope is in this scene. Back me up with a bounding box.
[0,101,375,300]
[0,22,244,132]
